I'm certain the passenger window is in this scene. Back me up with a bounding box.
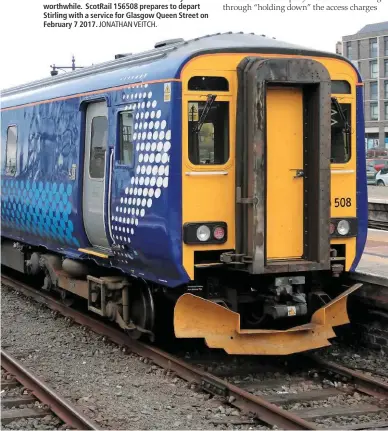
[5,126,17,176]
[188,101,229,165]
[118,111,134,166]
[331,102,351,164]
[89,116,108,179]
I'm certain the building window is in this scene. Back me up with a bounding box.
[346,42,352,60]
[385,36,388,56]
[370,82,378,100]
[5,126,17,176]
[370,38,378,58]
[385,60,388,77]
[385,81,388,99]
[331,103,351,163]
[370,102,378,121]
[366,133,379,150]
[385,102,388,120]
[188,100,229,165]
[89,116,108,179]
[370,60,378,79]
[118,111,134,166]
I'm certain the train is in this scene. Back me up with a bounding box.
[1,32,368,355]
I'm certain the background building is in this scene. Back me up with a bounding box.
[339,21,388,150]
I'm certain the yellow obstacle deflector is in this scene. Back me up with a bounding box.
[174,283,362,355]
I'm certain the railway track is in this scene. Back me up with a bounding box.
[2,273,388,430]
[368,220,388,230]
[1,348,99,430]
[368,199,388,231]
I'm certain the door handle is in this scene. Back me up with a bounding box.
[290,169,304,178]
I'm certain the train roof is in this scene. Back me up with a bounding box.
[1,32,347,109]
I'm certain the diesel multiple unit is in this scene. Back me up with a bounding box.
[1,33,368,354]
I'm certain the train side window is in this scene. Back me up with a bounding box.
[331,102,351,164]
[89,116,108,179]
[188,101,229,165]
[5,126,17,176]
[118,111,134,166]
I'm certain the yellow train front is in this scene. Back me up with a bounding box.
[173,33,368,355]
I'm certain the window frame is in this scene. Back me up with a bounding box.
[346,41,352,60]
[370,60,378,79]
[385,36,388,56]
[330,82,353,165]
[187,98,230,166]
[89,115,108,180]
[385,60,388,78]
[385,81,388,100]
[370,102,379,121]
[385,102,388,121]
[370,81,378,100]
[330,101,352,164]
[116,110,135,168]
[5,125,18,177]
[370,38,378,58]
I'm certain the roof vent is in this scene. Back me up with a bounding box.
[115,53,132,59]
[154,38,184,49]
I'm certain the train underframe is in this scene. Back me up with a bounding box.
[1,238,362,355]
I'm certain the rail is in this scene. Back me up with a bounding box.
[1,347,99,430]
[3,274,388,430]
[368,199,388,230]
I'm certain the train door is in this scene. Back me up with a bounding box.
[266,87,304,260]
[83,101,110,249]
[235,57,331,274]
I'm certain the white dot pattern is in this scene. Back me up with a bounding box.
[113,82,172,263]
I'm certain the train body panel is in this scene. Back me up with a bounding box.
[1,77,188,286]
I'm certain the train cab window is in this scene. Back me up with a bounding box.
[188,76,229,91]
[118,111,134,166]
[5,126,17,176]
[331,102,351,164]
[331,80,351,94]
[188,100,229,165]
[89,116,108,179]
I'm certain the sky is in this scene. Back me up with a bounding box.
[0,0,387,89]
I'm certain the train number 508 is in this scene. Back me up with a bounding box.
[333,197,352,208]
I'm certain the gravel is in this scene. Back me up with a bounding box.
[4,283,388,430]
[1,287,267,430]
[2,413,66,430]
[1,369,66,429]
[314,410,388,429]
[314,341,388,382]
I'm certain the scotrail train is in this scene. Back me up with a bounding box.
[1,32,368,355]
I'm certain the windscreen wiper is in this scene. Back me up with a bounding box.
[192,94,217,133]
[331,97,351,134]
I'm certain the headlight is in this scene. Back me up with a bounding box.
[337,220,350,236]
[196,225,211,242]
[183,222,227,244]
